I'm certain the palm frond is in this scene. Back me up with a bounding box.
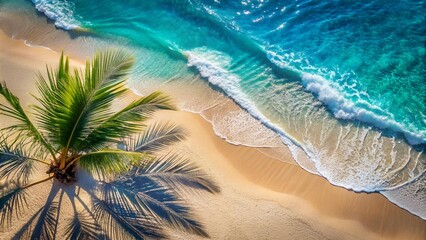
[0,81,55,157]
[0,141,36,183]
[78,92,176,152]
[33,50,135,152]
[64,210,103,240]
[0,184,26,228]
[78,149,149,178]
[132,122,187,153]
[138,153,220,194]
[107,175,210,237]
[33,59,84,150]
[92,194,164,239]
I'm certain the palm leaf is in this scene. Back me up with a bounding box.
[0,82,55,157]
[33,50,135,152]
[78,149,149,178]
[77,92,176,152]
[33,58,84,150]
[132,122,187,153]
[138,153,220,194]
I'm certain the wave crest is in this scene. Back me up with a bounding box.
[266,48,426,145]
[301,73,426,145]
[32,0,80,30]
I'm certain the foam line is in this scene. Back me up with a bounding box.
[32,0,80,30]
[266,49,425,145]
[301,73,426,145]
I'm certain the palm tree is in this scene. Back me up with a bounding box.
[0,50,219,239]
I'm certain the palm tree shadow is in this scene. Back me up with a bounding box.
[10,166,216,239]
[11,172,101,240]
[62,171,107,240]
[12,182,61,240]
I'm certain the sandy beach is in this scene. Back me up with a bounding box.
[1,22,425,240]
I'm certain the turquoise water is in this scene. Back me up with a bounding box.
[1,0,425,216]
[29,0,426,144]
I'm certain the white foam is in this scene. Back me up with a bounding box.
[202,109,283,148]
[280,136,319,175]
[23,40,54,51]
[265,48,426,145]
[186,48,296,148]
[32,0,80,30]
[381,174,426,220]
[186,47,319,173]
[301,73,426,145]
[186,47,424,192]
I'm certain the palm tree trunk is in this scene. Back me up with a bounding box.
[58,149,67,169]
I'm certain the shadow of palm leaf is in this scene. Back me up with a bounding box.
[136,153,221,194]
[12,183,60,240]
[2,154,219,239]
[29,202,59,240]
[64,210,103,240]
[0,139,38,184]
[12,202,59,239]
[98,175,209,238]
[0,183,27,227]
[92,194,164,239]
[85,150,221,239]
[11,207,43,240]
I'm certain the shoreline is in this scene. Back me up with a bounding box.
[147,109,426,239]
[1,25,425,239]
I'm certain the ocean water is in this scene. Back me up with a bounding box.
[0,0,424,218]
